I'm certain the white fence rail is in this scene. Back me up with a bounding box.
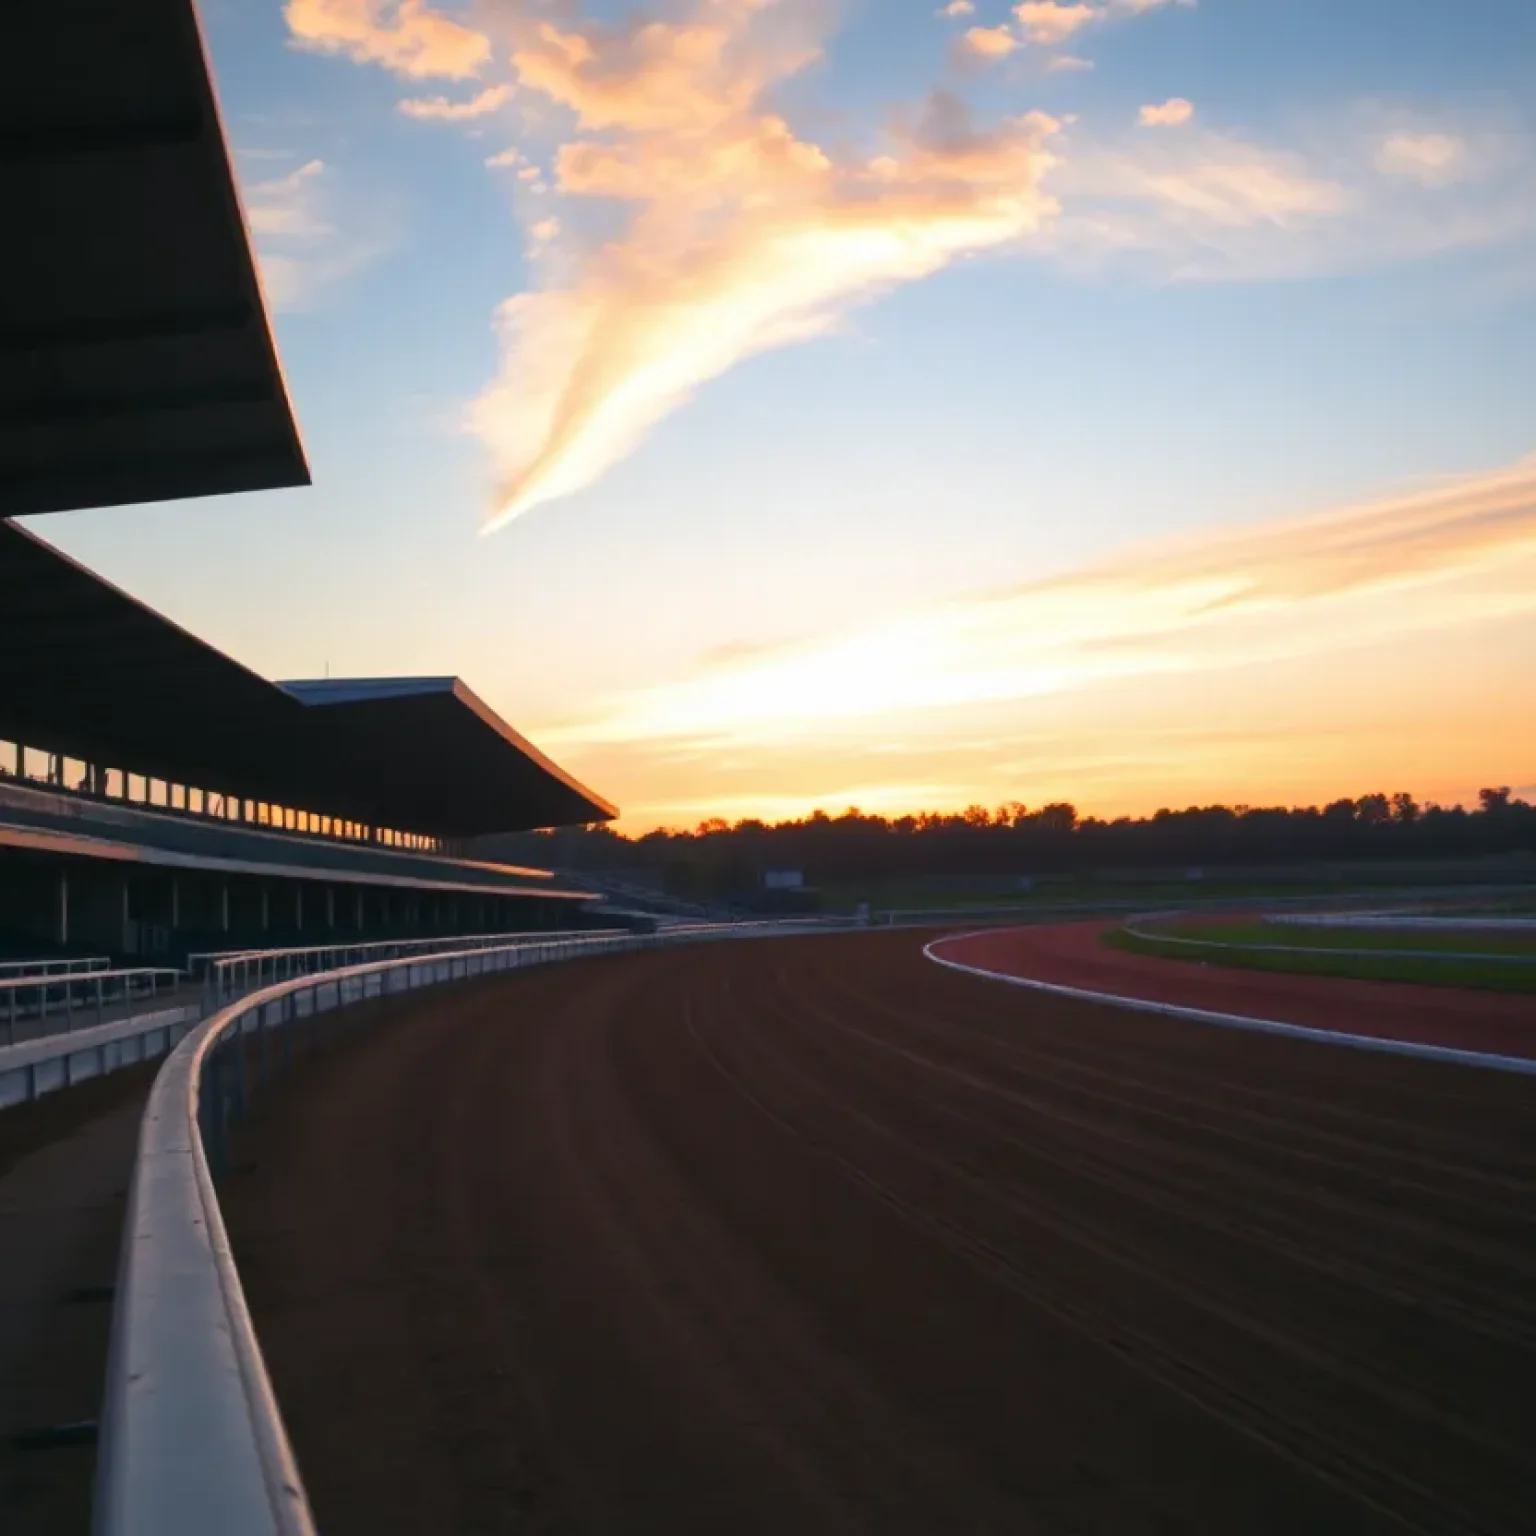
[187,930,555,976]
[2,968,185,1047]
[94,919,848,1536]
[0,954,111,978]
[193,930,628,1010]
[0,1007,201,1111]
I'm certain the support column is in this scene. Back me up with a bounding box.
[260,885,269,933]
[295,885,304,932]
[220,883,230,933]
[326,887,335,928]
[57,873,69,947]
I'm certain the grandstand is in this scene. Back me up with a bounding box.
[0,0,619,967]
[0,7,628,1532]
[0,519,618,965]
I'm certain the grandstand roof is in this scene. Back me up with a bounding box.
[279,678,619,835]
[0,0,308,516]
[0,519,617,835]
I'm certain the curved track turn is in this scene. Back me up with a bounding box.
[223,931,1536,1535]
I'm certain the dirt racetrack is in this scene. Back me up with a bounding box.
[222,930,1536,1535]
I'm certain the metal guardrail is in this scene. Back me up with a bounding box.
[0,926,847,1111]
[186,932,538,976]
[2,967,184,1046]
[0,954,111,977]
[0,1006,200,1110]
[189,930,610,1001]
[94,919,851,1536]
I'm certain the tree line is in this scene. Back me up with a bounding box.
[473,787,1536,895]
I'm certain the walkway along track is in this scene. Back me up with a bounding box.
[221,930,1536,1535]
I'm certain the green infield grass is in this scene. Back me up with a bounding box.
[1105,926,1536,994]
[1149,919,1536,958]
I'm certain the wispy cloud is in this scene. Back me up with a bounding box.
[1036,106,1536,282]
[245,157,330,239]
[284,0,489,79]
[1015,0,1193,48]
[244,158,337,309]
[1375,131,1468,186]
[960,25,1020,59]
[1139,97,1194,128]
[468,2,1061,529]
[398,84,511,120]
[536,453,1536,750]
[288,0,1536,521]
[935,0,976,15]
[241,153,390,309]
[1013,3,1097,46]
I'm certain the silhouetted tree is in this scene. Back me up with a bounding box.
[471,788,1536,894]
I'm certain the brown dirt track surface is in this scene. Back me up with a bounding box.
[222,931,1536,1535]
[936,921,1536,1059]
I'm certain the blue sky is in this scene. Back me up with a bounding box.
[30,0,1536,827]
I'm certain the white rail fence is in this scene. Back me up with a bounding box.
[187,929,591,980]
[0,954,111,977]
[93,920,848,1536]
[192,929,635,1011]
[2,967,185,1047]
[0,933,657,1111]
[0,1007,201,1111]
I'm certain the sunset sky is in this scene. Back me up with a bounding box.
[29,0,1536,829]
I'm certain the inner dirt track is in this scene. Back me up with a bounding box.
[223,930,1536,1536]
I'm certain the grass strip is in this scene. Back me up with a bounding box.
[1105,927,1536,995]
